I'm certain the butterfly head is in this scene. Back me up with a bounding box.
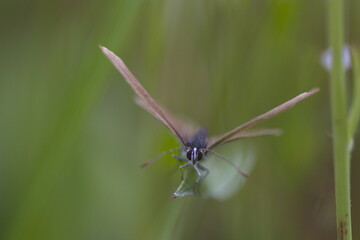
[186,147,206,164]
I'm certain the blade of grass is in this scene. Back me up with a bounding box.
[348,49,360,140]
[4,2,143,239]
[328,0,352,239]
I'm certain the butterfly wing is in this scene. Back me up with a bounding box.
[208,88,319,149]
[208,128,282,147]
[100,46,187,145]
[135,96,196,142]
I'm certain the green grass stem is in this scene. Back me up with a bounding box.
[328,0,352,239]
[348,49,360,140]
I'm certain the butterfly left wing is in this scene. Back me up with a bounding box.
[208,88,319,149]
[100,46,187,145]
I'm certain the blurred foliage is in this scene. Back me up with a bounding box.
[1,0,360,239]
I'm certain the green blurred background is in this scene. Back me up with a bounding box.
[1,0,360,239]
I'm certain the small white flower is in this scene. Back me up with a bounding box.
[321,45,351,71]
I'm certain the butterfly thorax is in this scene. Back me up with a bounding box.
[184,128,208,163]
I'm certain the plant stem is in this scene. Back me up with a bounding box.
[348,49,360,139]
[328,0,352,239]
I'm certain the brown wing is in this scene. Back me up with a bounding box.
[100,46,187,145]
[135,97,196,141]
[208,128,282,147]
[208,88,319,149]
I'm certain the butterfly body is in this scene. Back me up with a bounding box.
[169,128,209,182]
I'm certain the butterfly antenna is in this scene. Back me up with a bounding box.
[140,147,182,168]
[206,149,249,178]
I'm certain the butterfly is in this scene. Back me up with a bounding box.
[100,46,319,184]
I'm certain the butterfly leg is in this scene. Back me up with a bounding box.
[197,164,210,182]
[192,164,209,195]
[194,163,210,184]
[178,162,191,181]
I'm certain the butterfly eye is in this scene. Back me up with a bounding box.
[197,151,203,160]
[186,150,193,160]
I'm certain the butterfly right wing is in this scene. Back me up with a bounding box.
[100,46,187,145]
[135,97,196,142]
[208,128,282,147]
[208,88,319,149]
